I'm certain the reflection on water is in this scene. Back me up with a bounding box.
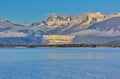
[0,48,120,79]
[46,53,120,60]
[0,48,120,61]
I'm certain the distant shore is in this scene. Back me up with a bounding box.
[0,44,120,48]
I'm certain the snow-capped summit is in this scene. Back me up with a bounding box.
[83,12,105,21]
[1,12,120,45]
[46,14,71,21]
[0,18,44,45]
[29,21,48,31]
[0,18,25,27]
[0,18,11,23]
[29,12,118,35]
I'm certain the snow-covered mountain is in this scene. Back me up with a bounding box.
[88,17,120,31]
[1,12,120,45]
[0,18,28,37]
[0,18,43,45]
[29,12,120,35]
[29,12,106,35]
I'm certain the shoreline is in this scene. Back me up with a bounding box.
[0,44,120,48]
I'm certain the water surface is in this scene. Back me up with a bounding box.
[0,48,120,79]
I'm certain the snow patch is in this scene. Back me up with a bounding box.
[0,31,28,37]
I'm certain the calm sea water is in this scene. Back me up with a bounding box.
[0,48,120,79]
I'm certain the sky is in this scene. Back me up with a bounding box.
[0,0,120,24]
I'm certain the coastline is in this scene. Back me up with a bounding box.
[0,44,120,48]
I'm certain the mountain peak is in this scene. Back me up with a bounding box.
[46,14,71,22]
[29,12,120,32]
[29,12,106,29]
[0,18,10,23]
[85,12,105,19]
[0,18,24,27]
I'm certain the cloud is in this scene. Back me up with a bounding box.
[0,31,28,37]
[100,29,120,36]
[72,29,120,37]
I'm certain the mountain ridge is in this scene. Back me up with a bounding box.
[0,12,120,45]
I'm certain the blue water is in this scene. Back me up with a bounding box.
[0,48,120,79]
